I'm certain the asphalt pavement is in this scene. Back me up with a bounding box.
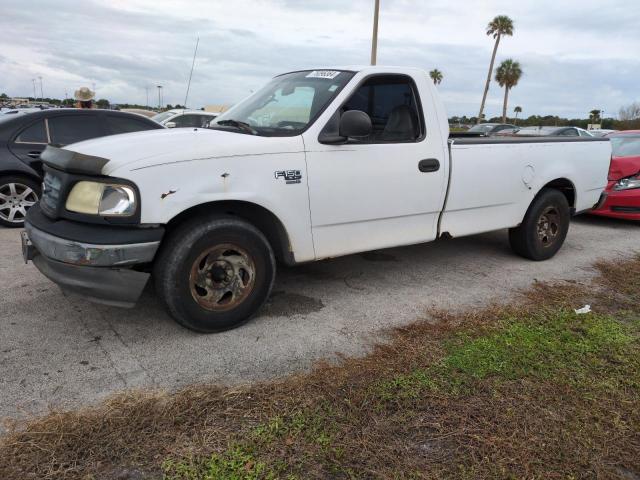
[1,215,638,422]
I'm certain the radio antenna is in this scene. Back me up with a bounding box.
[183,36,200,108]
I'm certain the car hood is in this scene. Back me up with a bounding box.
[63,128,305,176]
[609,155,640,181]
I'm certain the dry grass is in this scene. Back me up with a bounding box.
[1,255,640,479]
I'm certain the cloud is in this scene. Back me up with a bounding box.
[1,0,638,118]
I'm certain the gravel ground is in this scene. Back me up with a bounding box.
[1,215,638,422]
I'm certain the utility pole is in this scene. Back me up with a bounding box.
[38,76,44,101]
[157,85,163,110]
[370,0,380,65]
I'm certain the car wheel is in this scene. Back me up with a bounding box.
[153,215,276,333]
[0,175,40,228]
[509,188,570,261]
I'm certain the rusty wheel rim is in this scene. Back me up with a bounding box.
[536,206,560,248]
[189,243,256,311]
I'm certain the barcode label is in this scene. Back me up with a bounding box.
[305,70,341,79]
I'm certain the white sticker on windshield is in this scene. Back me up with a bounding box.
[306,70,341,79]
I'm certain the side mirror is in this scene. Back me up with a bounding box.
[318,110,372,144]
[339,110,372,138]
[165,121,176,128]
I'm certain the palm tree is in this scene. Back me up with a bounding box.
[513,105,522,124]
[589,109,601,123]
[477,15,514,124]
[429,69,443,85]
[495,59,522,123]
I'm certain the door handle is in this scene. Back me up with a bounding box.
[418,158,440,172]
[27,151,42,159]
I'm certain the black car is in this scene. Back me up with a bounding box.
[0,109,164,227]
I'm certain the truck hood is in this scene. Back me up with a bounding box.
[609,155,640,181]
[64,128,305,175]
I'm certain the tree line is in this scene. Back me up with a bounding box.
[448,113,639,130]
[0,94,184,111]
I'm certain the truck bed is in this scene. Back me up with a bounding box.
[439,135,611,238]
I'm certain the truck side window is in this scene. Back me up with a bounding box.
[342,75,423,142]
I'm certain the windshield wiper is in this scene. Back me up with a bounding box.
[215,119,258,135]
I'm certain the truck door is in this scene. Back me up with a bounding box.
[302,73,448,259]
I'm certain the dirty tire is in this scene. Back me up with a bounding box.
[153,216,276,333]
[0,175,40,228]
[509,188,570,261]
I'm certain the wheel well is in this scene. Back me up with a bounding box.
[0,170,42,187]
[165,201,295,265]
[541,178,576,211]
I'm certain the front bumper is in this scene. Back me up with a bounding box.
[23,207,163,307]
[591,182,640,221]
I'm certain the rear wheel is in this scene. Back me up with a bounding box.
[509,188,570,261]
[154,216,276,332]
[0,175,40,228]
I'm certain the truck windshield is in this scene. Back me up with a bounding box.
[211,70,354,136]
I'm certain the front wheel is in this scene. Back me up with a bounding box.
[0,175,40,228]
[509,188,570,261]
[153,216,276,333]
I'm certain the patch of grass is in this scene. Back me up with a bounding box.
[162,446,283,480]
[2,256,640,479]
[377,310,634,399]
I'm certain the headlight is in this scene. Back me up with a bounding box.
[613,175,640,191]
[66,181,137,216]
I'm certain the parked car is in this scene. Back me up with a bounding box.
[152,109,218,128]
[467,123,519,135]
[23,66,611,332]
[588,129,618,137]
[517,126,594,137]
[0,109,164,227]
[1,108,43,116]
[590,130,640,221]
[121,108,158,118]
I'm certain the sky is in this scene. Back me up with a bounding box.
[1,0,638,119]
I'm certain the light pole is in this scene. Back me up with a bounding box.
[370,0,380,66]
[38,76,44,101]
[145,86,149,108]
[32,79,37,100]
[157,85,163,110]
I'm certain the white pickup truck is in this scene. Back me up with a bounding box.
[22,66,611,332]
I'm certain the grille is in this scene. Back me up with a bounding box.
[611,206,640,213]
[40,171,62,216]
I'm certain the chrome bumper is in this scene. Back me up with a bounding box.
[24,222,159,266]
[22,224,160,308]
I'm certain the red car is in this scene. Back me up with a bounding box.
[591,130,640,221]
